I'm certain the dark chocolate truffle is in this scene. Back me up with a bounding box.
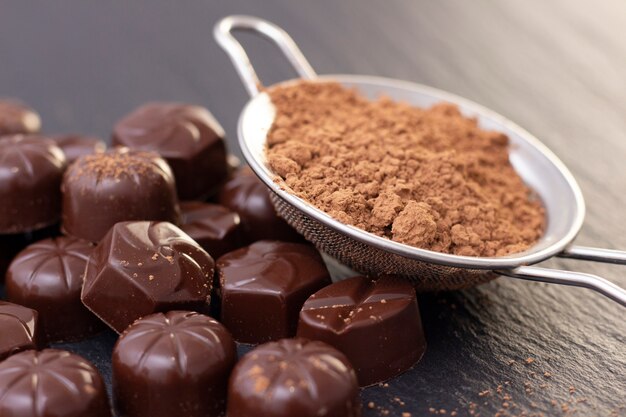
[297,275,426,386]
[218,168,304,243]
[217,240,331,344]
[112,102,228,199]
[228,338,361,417]
[61,147,180,242]
[81,221,214,333]
[6,236,104,342]
[0,99,41,135]
[0,349,111,417]
[180,201,242,259]
[51,134,106,163]
[0,301,40,361]
[0,135,67,233]
[113,311,236,417]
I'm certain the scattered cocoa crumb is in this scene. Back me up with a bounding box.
[148,275,154,281]
[266,81,545,257]
[525,358,535,365]
[479,390,491,397]
[543,372,552,378]
[402,413,411,417]
[367,401,375,409]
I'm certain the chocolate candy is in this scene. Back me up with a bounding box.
[0,349,111,417]
[61,147,180,242]
[81,221,214,333]
[217,240,331,343]
[0,225,59,280]
[0,99,41,135]
[0,135,66,233]
[51,134,106,163]
[180,201,242,259]
[297,275,426,386]
[113,311,236,417]
[228,338,361,417]
[113,102,228,199]
[218,168,304,243]
[0,301,40,361]
[6,236,104,342]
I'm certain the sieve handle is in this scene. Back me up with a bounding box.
[214,15,317,97]
[497,245,626,306]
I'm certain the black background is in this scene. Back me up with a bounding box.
[1,1,625,416]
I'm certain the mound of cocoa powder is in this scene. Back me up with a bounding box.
[266,81,545,257]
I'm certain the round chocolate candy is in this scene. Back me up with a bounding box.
[228,338,361,417]
[51,134,106,164]
[5,236,104,343]
[0,224,59,280]
[0,301,40,361]
[61,147,180,242]
[0,349,111,417]
[113,311,236,417]
[180,201,242,259]
[297,275,426,386]
[81,221,214,333]
[112,102,228,200]
[218,168,304,243]
[0,135,67,233]
[217,240,331,344]
[0,99,41,135]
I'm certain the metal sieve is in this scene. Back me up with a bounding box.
[214,15,626,306]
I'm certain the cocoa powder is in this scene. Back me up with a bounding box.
[266,81,545,257]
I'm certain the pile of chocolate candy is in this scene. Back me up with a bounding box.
[0,99,426,417]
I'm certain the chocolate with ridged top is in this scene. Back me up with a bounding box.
[6,236,104,342]
[0,301,40,361]
[0,99,41,135]
[51,134,106,163]
[81,221,214,333]
[228,338,361,417]
[113,311,236,417]
[0,135,67,233]
[61,147,180,242]
[180,201,242,259]
[113,102,228,199]
[297,275,426,386]
[217,240,331,344]
[0,349,111,417]
[218,168,304,243]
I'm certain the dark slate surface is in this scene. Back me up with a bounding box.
[1,1,625,416]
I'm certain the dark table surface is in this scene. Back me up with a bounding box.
[1,1,625,416]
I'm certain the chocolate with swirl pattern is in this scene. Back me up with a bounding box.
[216,240,331,344]
[6,236,104,342]
[0,135,67,233]
[81,221,214,333]
[0,349,111,417]
[61,147,180,242]
[228,338,361,417]
[112,102,228,199]
[112,311,236,417]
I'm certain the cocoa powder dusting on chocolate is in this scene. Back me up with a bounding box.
[266,81,545,256]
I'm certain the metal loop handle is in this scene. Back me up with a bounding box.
[498,245,626,306]
[214,15,317,97]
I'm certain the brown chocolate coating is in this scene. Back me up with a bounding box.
[6,236,104,342]
[61,147,180,242]
[180,201,243,259]
[228,338,361,417]
[0,99,41,135]
[0,135,67,233]
[0,225,59,280]
[218,168,304,243]
[51,134,106,163]
[0,349,111,417]
[81,221,214,333]
[112,102,228,199]
[113,311,236,417]
[0,301,40,361]
[297,275,426,386]
[217,240,331,344]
